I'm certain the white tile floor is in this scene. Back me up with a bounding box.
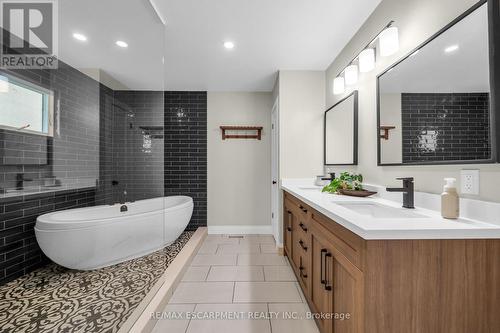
[151,234,319,333]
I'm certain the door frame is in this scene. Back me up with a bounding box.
[271,98,281,245]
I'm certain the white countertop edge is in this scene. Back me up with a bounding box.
[281,179,500,240]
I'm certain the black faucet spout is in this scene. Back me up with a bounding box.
[386,177,415,209]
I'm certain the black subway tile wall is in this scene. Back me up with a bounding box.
[0,63,100,190]
[112,91,164,202]
[0,189,96,284]
[0,62,104,285]
[164,92,207,230]
[401,93,490,163]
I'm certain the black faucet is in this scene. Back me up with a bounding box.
[16,173,33,190]
[386,177,415,209]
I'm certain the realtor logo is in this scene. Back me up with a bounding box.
[0,0,58,69]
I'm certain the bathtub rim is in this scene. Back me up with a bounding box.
[35,195,193,231]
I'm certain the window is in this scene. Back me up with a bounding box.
[0,74,54,136]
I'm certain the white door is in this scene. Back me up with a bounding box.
[271,100,280,244]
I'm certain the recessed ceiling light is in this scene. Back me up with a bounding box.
[444,45,459,53]
[223,41,235,50]
[73,33,87,42]
[116,40,128,48]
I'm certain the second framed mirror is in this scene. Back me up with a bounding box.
[324,91,358,166]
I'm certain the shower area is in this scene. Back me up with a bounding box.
[0,1,197,332]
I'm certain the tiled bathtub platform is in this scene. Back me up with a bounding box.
[0,231,194,333]
[151,234,319,333]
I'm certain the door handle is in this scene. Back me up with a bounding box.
[320,249,327,285]
[272,180,277,184]
[324,252,332,291]
[286,226,292,232]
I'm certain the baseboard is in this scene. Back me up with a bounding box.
[208,225,273,235]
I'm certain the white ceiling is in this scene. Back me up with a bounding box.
[59,0,381,91]
[59,0,165,91]
[380,3,489,94]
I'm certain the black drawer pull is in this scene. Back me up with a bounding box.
[299,223,308,232]
[286,226,292,232]
[324,252,332,291]
[299,205,308,213]
[299,240,308,251]
[320,249,327,285]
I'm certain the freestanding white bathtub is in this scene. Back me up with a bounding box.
[35,196,193,270]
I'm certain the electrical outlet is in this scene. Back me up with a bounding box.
[460,169,479,195]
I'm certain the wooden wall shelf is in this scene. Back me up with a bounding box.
[379,126,396,140]
[220,126,263,140]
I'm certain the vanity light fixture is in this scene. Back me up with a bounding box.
[116,40,128,48]
[444,44,459,53]
[0,76,8,93]
[331,21,397,95]
[73,33,87,42]
[359,48,375,73]
[224,41,235,50]
[344,65,358,85]
[379,26,399,56]
[333,76,345,95]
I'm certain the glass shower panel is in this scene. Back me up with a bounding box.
[60,0,166,325]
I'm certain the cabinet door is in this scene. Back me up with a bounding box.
[310,230,334,333]
[331,255,363,333]
[311,222,364,333]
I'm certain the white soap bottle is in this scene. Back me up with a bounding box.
[441,178,459,219]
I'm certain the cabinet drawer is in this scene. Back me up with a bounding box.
[311,210,365,270]
[284,193,310,217]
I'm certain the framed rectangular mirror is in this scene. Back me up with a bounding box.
[324,91,358,165]
[377,0,497,165]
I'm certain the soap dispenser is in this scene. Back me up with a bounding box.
[441,178,459,219]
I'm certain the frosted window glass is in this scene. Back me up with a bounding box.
[0,76,50,134]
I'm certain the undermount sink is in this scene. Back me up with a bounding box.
[335,202,428,219]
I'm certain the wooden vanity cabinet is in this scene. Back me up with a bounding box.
[283,192,362,333]
[283,190,500,333]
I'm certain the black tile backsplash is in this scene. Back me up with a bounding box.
[164,92,207,230]
[401,93,490,163]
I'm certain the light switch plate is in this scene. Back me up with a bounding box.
[460,169,480,195]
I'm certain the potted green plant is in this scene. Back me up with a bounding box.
[322,172,376,197]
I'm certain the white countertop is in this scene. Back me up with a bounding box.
[282,179,500,240]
